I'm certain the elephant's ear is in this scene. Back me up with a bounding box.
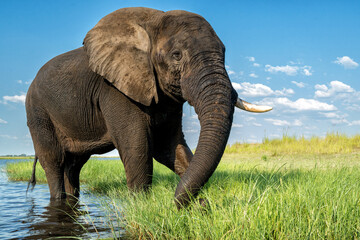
[83,8,159,106]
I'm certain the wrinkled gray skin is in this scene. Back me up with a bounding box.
[26,7,237,209]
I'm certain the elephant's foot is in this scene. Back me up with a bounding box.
[198,198,210,208]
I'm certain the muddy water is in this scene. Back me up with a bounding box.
[0,159,123,239]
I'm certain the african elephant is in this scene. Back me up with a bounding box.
[26,7,271,209]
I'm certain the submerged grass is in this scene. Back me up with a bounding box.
[6,134,360,239]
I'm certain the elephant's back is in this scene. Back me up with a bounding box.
[33,47,92,88]
[28,47,101,107]
[26,47,109,142]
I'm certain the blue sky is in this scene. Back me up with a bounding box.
[0,0,359,155]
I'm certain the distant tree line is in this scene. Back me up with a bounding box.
[0,154,34,157]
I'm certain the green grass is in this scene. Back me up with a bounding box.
[226,133,360,155]
[5,134,360,239]
[97,154,360,239]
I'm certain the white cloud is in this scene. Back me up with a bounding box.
[265,64,312,76]
[346,104,360,111]
[16,79,32,85]
[315,84,328,91]
[0,135,18,140]
[245,116,256,121]
[265,64,299,76]
[293,119,303,126]
[331,119,349,125]
[184,129,198,133]
[321,112,348,125]
[315,81,354,98]
[232,82,271,96]
[334,56,359,69]
[252,122,262,127]
[0,118,7,124]
[225,65,236,75]
[247,56,255,62]
[278,88,295,95]
[265,119,290,126]
[302,66,312,76]
[291,81,305,88]
[228,70,235,75]
[2,94,26,104]
[232,123,244,128]
[321,112,343,119]
[253,63,260,67]
[265,118,303,127]
[249,73,258,78]
[349,120,360,126]
[232,82,294,97]
[262,97,337,111]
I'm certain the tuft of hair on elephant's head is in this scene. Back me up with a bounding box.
[26,7,272,209]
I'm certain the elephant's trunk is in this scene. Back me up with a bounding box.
[176,66,236,208]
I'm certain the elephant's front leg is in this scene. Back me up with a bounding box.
[112,128,153,190]
[111,122,153,190]
[101,88,154,191]
[119,139,153,191]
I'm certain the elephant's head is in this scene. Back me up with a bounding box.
[83,7,271,208]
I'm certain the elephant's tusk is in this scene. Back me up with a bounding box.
[235,98,273,113]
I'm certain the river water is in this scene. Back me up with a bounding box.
[0,159,123,239]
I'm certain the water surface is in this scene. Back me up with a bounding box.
[0,159,123,239]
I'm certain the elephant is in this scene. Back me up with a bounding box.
[26,7,272,209]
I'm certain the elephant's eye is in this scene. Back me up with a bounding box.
[171,50,182,61]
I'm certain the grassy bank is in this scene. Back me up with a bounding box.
[6,134,360,239]
[226,133,360,155]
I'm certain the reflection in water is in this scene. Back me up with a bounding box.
[20,200,103,239]
[0,159,123,239]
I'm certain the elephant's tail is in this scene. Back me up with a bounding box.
[26,155,38,193]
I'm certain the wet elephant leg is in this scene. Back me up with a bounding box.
[39,152,65,200]
[63,153,90,198]
[28,112,66,200]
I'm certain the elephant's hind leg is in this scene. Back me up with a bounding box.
[41,152,66,200]
[63,153,90,198]
[29,134,66,199]
[27,107,66,199]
